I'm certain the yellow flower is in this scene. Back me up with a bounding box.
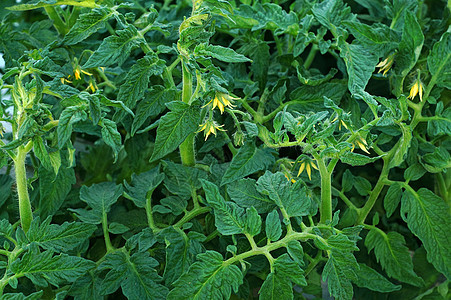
[297,159,318,180]
[204,92,238,114]
[198,119,225,140]
[331,115,349,130]
[351,136,370,154]
[73,66,92,80]
[284,173,297,183]
[87,81,98,93]
[60,77,72,84]
[408,79,424,102]
[376,53,395,76]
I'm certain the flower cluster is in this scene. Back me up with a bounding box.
[408,79,424,102]
[197,119,224,140]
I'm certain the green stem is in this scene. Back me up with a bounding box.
[174,206,210,229]
[356,161,389,224]
[102,211,114,252]
[44,7,68,36]
[303,44,318,69]
[14,146,32,233]
[315,154,332,224]
[223,229,319,267]
[146,192,159,233]
[179,60,196,166]
[332,187,359,212]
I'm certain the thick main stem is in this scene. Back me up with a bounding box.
[317,157,332,224]
[14,147,32,233]
[179,60,196,166]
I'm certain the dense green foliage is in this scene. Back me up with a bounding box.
[0,0,450,299]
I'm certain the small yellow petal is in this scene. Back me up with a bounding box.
[419,82,423,102]
[306,164,312,180]
[74,68,82,80]
[376,57,389,68]
[297,162,306,177]
[408,82,419,100]
[310,161,319,170]
[341,120,348,130]
[81,69,93,76]
[357,141,370,154]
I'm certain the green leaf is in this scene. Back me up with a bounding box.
[265,211,282,242]
[293,15,315,56]
[10,245,94,287]
[25,217,96,252]
[401,188,451,279]
[286,240,305,267]
[259,272,293,300]
[195,44,250,63]
[117,53,165,114]
[99,251,168,299]
[83,25,142,68]
[404,163,426,181]
[163,161,208,200]
[57,106,87,148]
[63,6,114,45]
[344,21,399,54]
[70,182,123,224]
[236,3,298,32]
[33,136,51,171]
[274,254,307,286]
[221,142,275,186]
[167,251,243,300]
[123,167,164,208]
[322,249,358,300]
[427,32,451,89]
[394,12,424,79]
[340,152,384,166]
[353,263,401,293]
[227,178,276,214]
[365,229,423,286]
[288,82,347,113]
[150,101,201,162]
[100,118,122,160]
[312,0,354,36]
[38,161,76,218]
[161,227,205,285]
[296,66,337,86]
[245,207,261,236]
[384,182,403,218]
[201,180,245,235]
[421,146,451,173]
[131,86,175,136]
[69,271,103,300]
[389,123,412,169]
[427,106,451,136]
[338,40,378,95]
[256,171,313,218]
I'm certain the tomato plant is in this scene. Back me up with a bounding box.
[0,0,450,299]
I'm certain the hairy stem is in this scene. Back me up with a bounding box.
[102,211,114,252]
[44,7,67,36]
[179,60,196,166]
[14,147,32,233]
[145,192,159,233]
[315,155,332,224]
